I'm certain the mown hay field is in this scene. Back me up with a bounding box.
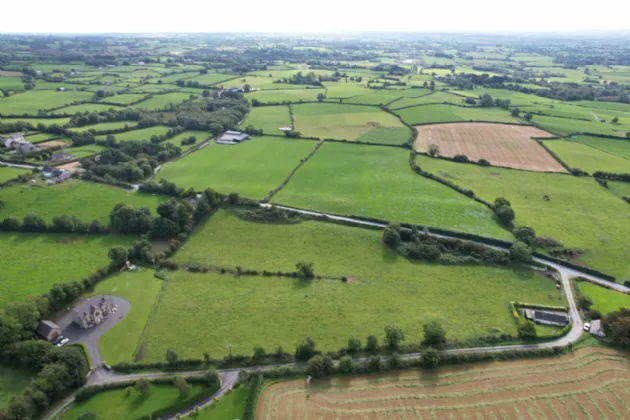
[395,104,520,125]
[293,103,411,144]
[0,232,135,307]
[154,209,558,359]
[243,105,292,133]
[542,140,630,173]
[0,90,93,115]
[572,135,630,159]
[0,181,166,223]
[256,347,630,420]
[416,123,562,172]
[274,142,511,240]
[416,155,630,280]
[157,136,318,198]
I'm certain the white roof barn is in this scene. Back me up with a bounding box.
[216,131,251,145]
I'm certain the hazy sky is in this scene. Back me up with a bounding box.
[2,0,629,34]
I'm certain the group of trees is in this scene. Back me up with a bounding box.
[0,213,106,234]
[603,308,630,347]
[174,98,248,133]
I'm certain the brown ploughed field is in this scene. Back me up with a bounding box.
[415,123,565,172]
[256,347,630,420]
[37,140,69,149]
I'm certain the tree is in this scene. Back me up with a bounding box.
[7,395,34,420]
[428,144,440,157]
[495,205,515,227]
[389,352,402,368]
[382,224,401,247]
[603,308,630,347]
[347,337,362,353]
[511,107,521,117]
[494,197,511,207]
[365,355,381,372]
[107,246,128,267]
[384,325,405,349]
[626,132,630,139]
[524,113,533,122]
[202,90,211,98]
[253,345,266,361]
[513,226,536,246]
[480,94,493,107]
[317,93,325,102]
[173,376,190,394]
[203,368,220,386]
[611,116,619,124]
[517,320,537,339]
[166,349,179,364]
[509,241,532,263]
[296,261,314,279]
[22,213,47,232]
[307,354,333,378]
[423,321,446,347]
[421,347,441,368]
[243,84,251,92]
[365,335,379,353]
[295,337,317,360]
[135,378,151,394]
[338,355,355,373]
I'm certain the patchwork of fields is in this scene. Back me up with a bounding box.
[395,104,521,125]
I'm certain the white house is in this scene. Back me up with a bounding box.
[0,133,39,154]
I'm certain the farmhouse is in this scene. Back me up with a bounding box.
[524,309,570,327]
[0,133,39,154]
[42,167,71,184]
[216,130,250,145]
[72,296,114,329]
[36,320,61,341]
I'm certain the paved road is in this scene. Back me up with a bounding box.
[0,160,36,170]
[44,206,629,419]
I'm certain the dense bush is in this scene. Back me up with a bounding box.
[242,373,264,420]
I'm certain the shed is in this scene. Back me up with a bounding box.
[533,310,570,327]
[36,320,61,341]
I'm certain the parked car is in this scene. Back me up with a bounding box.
[583,323,591,332]
[51,335,64,345]
[56,338,70,347]
[102,361,111,371]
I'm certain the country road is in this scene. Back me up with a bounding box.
[43,205,629,419]
[0,160,36,170]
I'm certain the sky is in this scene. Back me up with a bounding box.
[2,0,629,34]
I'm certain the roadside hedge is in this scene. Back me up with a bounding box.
[242,372,264,420]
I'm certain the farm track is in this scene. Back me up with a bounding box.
[42,207,630,420]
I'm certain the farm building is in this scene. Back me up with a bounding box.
[42,167,71,184]
[36,320,61,341]
[524,309,570,327]
[72,296,115,329]
[216,130,250,145]
[0,133,39,154]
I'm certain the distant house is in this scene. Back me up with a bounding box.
[531,310,570,327]
[37,320,61,341]
[216,131,251,145]
[73,296,114,329]
[590,319,606,338]
[0,133,39,154]
[42,167,71,185]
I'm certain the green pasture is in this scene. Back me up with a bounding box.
[163,130,213,152]
[324,82,370,98]
[542,140,630,173]
[245,88,325,104]
[293,103,410,143]
[416,155,630,280]
[345,88,431,106]
[274,142,511,239]
[24,133,60,143]
[533,114,630,137]
[0,117,72,127]
[0,232,135,307]
[131,93,191,110]
[196,386,247,420]
[608,181,630,200]
[578,281,630,315]
[0,366,33,410]
[0,90,92,115]
[130,84,180,93]
[150,72,197,84]
[395,104,520,125]
[62,384,206,420]
[50,103,125,114]
[65,144,106,158]
[0,181,166,223]
[0,76,25,91]
[144,210,560,359]
[0,166,30,183]
[96,126,171,142]
[222,76,292,90]
[247,68,336,78]
[70,121,138,133]
[471,88,555,107]
[101,94,148,105]
[187,73,239,86]
[574,101,630,113]
[389,91,468,109]
[90,271,163,364]
[242,105,291,133]
[571,135,630,159]
[157,136,318,198]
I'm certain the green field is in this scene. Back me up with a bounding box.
[90,271,163,364]
[162,130,213,151]
[142,210,560,359]
[62,384,207,420]
[0,91,93,115]
[101,94,148,105]
[0,366,33,410]
[0,232,135,307]
[0,117,72,127]
[345,88,431,106]
[132,93,192,110]
[0,76,26,91]
[609,181,630,200]
[130,83,180,93]
[70,121,138,133]
[293,103,411,143]
[242,105,291,133]
[64,144,106,158]
[97,125,171,142]
[533,114,630,136]
[542,140,630,173]
[23,133,60,143]
[245,89,325,104]
[395,104,520,125]
[223,76,299,90]
[572,135,630,159]
[188,73,239,86]
[50,103,125,114]
[157,136,318,198]
[0,166,30,183]
[0,181,166,223]
[196,386,247,419]
[274,142,511,239]
[416,155,630,280]
[575,101,630,113]
[324,82,370,98]
[389,91,467,109]
[578,281,630,315]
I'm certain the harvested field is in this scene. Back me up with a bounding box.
[256,347,630,420]
[37,140,70,149]
[415,122,564,172]
[0,70,22,76]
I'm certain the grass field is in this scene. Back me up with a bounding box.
[395,104,520,125]
[90,271,163,364]
[389,91,467,109]
[0,117,72,127]
[0,366,33,410]
[157,136,318,198]
[144,210,559,359]
[292,103,411,144]
[70,121,138,133]
[324,82,370,98]
[64,144,106,159]
[242,105,292,133]
[0,91,93,115]
[24,133,60,143]
[162,130,213,151]
[578,281,630,315]
[101,94,148,105]
[245,89,325,104]
[196,386,247,419]
[416,155,630,280]
[187,73,239,86]
[533,114,630,136]
[0,181,165,223]
[542,140,630,173]
[50,103,125,115]
[572,135,630,159]
[609,181,630,200]
[96,125,171,142]
[256,347,630,420]
[132,93,191,110]
[345,88,431,106]
[0,232,135,307]
[0,166,30,183]
[62,384,207,420]
[0,76,26,91]
[274,142,511,239]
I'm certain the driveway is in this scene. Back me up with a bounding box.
[54,295,130,378]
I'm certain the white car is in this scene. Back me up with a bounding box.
[583,323,591,332]
[56,338,70,347]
